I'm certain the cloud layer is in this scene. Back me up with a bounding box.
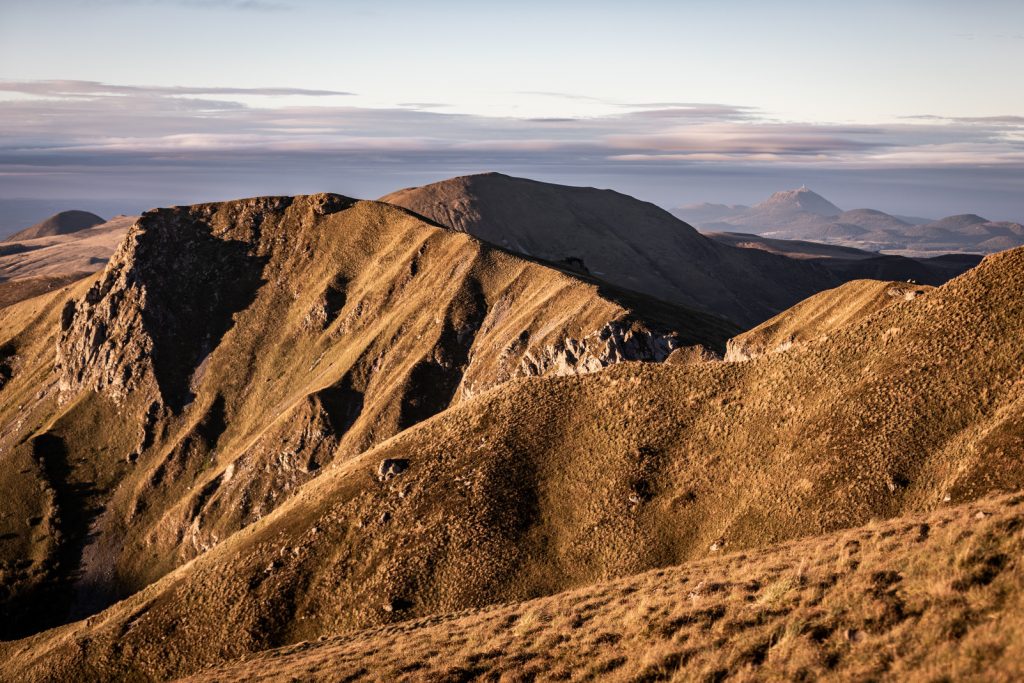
[1,80,1021,218]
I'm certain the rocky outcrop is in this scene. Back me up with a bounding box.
[55,227,155,403]
[517,319,680,378]
[56,204,271,411]
[724,336,793,363]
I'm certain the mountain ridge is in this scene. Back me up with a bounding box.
[0,192,733,642]
[382,174,973,328]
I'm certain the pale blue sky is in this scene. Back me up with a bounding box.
[0,0,1022,218]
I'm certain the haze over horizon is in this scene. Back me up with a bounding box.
[1,0,1022,219]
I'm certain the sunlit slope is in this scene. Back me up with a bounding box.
[0,194,729,640]
[4,246,1022,680]
[725,279,934,360]
[190,491,1024,682]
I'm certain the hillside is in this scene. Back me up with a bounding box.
[725,279,933,361]
[0,193,732,642]
[703,231,981,285]
[188,491,1024,682]
[703,231,875,260]
[3,210,105,242]
[383,174,977,328]
[382,173,846,328]
[3,244,1023,681]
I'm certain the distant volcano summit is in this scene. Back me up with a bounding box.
[674,186,1024,257]
[753,187,842,217]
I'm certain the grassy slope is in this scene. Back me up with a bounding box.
[0,194,731,640]
[3,247,1022,680]
[188,491,1024,682]
[725,279,933,360]
[382,174,977,328]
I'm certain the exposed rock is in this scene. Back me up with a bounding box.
[56,203,271,410]
[377,458,409,482]
[518,319,679,378]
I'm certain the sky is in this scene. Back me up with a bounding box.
[0,0,1022,220]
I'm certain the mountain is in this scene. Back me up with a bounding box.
[184,490,1024,682]
[752,187,842,217]
[381,173,970,328]
[0,193,734,642]
[3,232,1023,680]
[675,189,1024,257]
[927,214,988,231]
[704,232,981,288]
[835,208,911,231]
[3,210,105,242]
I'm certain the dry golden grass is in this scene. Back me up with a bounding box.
[726,279,933,360]
[1,245,1022,680]
[0,273,91,309]
[0,194,732,642]
[181,491,1024,682]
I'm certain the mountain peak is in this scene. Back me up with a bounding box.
[755,187,842,217]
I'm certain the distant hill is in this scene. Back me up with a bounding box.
[0,215,135,308]
[3,210,105,242]
[674,189,1024,257]
[704,231,982,286]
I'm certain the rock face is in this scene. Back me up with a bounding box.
[56,202,274,410]
[0,192,734,639]
[517,319,680,379]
